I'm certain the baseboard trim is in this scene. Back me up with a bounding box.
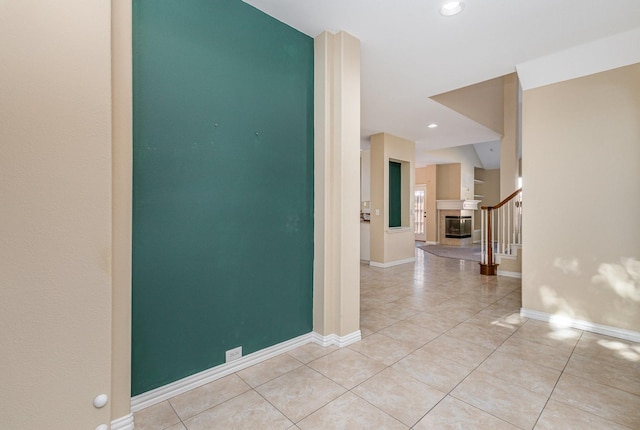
[520,308,640,342]
[131,329,362,412]
[425,241,437,245]
[495,253,517,261]
[131,332,314,412]
[369,257,415,268]
[311,330,361,347]
[111,413,134,430]
[497,270,522,279]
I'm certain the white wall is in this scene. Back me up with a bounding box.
[518,27,640,91]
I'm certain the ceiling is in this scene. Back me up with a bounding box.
[243,0,640,168]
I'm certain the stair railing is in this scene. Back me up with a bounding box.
[480,188,522,275]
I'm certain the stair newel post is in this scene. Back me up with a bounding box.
[480,205,499,275]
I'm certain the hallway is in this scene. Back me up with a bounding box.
[134,249,640,429]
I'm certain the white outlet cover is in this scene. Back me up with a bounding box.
[225,346,242,363]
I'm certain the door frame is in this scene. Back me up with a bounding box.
[414,184,427,241]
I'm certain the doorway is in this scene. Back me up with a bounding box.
[414,184,426,241]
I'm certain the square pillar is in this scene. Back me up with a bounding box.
[313,32,361,341]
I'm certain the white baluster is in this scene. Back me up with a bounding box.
[519,192,523,244]
[507,202,511,254]
[492,208,496,256]
[498,206,502,255]
[481,209,485,264]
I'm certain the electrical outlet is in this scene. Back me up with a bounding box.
[225,346,242,363]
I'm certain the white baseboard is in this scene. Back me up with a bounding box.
[495,253,517,261]
[131,329,362,413]
[311,330,361,347]
[111,413,134,430]
[369,257,415,268]
[425,241,437,245]
[520,308,640,343]
[497,270,522,278]
[131,332,314,412]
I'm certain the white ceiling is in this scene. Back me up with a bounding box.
[243,0,640,168]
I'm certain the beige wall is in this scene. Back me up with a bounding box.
[370,133,416,264]
[360,150,371,261]
[423,145,482,243]
[425,166,437,243]
[429,72,518,201]
[476,168,501,207]
[111,0,133,422]
[501,73,520,199]
[0,1,116,428]
[314,31,361,337]
[459,147,481,201]
[436,163,461,199]
[421,145,482,202]
[361,149,371,203]
[370,136,385,261]
[522,63,640,332]
[431,76,504,134]
[415,167,429,185]
[473,167,500,229]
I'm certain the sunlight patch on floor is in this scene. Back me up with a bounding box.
[597,339,640,363]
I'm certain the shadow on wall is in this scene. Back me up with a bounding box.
[541,258,640,317]
[535,256,640,362]
[592,257,640,302]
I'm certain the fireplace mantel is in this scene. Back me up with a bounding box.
[436,200,481,210]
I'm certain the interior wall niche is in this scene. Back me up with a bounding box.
[389,161,401,227]
[388,159,410,228]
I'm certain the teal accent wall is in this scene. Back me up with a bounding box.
[389,161,402,228]
[132,0,314,395]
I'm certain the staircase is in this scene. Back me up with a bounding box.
[479,188,522,276]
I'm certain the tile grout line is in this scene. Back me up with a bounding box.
[360,285,526,428]
[529,329,585,430]
[145,253,529,429]
[399,295,526,429]
[165,399,185,430]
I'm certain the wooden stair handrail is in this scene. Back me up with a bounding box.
[479,188,522,276]
[480,188,522,211]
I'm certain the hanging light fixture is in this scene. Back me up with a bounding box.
[440,1,465,16]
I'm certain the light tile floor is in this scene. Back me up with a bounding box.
[134,248,640,429]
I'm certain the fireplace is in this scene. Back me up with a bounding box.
[445,216,472,238]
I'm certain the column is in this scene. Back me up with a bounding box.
[313,31,361,341]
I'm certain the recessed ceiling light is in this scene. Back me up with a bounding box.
[427,123,438,129]
[440,1,465,16]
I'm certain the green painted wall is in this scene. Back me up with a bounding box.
[389,161,401,228]
[132,0,314,395]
